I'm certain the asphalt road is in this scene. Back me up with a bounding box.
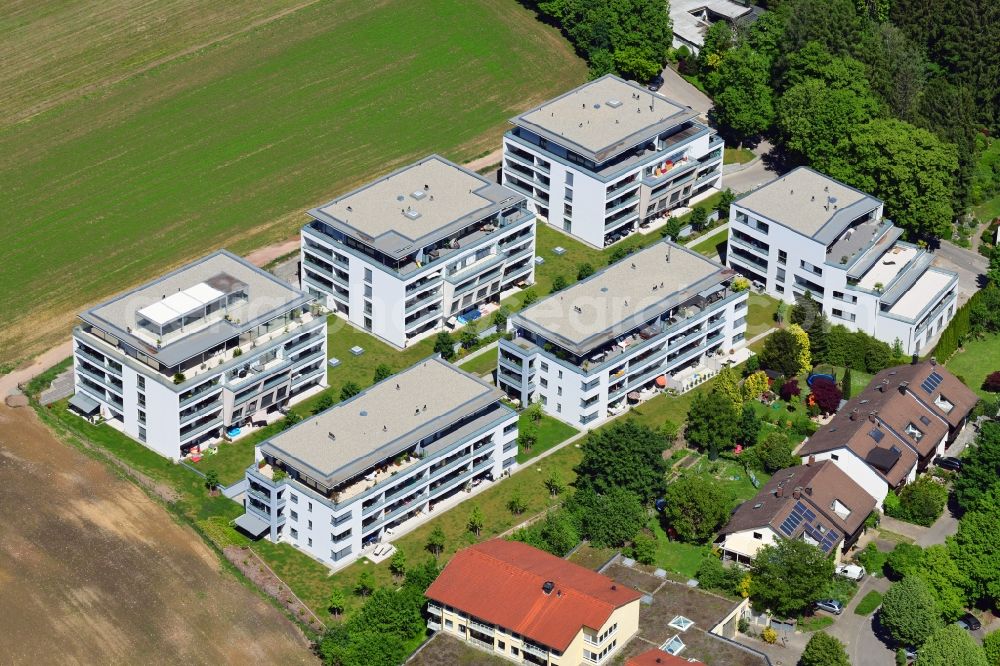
[826,575,895,666]
[933,240,988,306]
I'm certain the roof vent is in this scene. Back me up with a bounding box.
[542,581,555,595]
[411,190,427,201]
[754,501,764,508]
[328,432,336,441]
[606,99,623,108]
[396,195,405,202]
[360,410,368,416]
[403,209,422,220]
[593,103,601,109]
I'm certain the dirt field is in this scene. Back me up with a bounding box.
[0,405,314,665]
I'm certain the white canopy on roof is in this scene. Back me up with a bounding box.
[137,282,225,326]
[137,300,182,326]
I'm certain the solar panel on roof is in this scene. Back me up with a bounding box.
[921,371,943,394]
[869,428,884,443]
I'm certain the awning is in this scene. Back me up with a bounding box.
[234,512,270,538]
[69,392,100,415]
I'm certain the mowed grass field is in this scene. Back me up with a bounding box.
[0,0,587,366]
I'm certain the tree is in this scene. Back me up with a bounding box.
[886,543,925,579]
[544,471,565,498]
[712,45,775,142]
[743,371,769,402]
[917,624,989,666]
[800,631,850,666]
[780,378,802,402]
[313,392,334,414]
[714,365,743,410]
[788,324,812,375]
[492,305,511,332]
[280,410,302,430]
[372,364,393,384]
[467,505,484,537]
[989,245,1000,287]
[949,487,1000,607]
[983,629,1000,666]
[327,587,347,619]
[685,390,740,460]
[790,291,821,328]
[699,20,734,76]
[755,431,798,473]
[750,539,835,618]
[425,525,445,558]
[355,571,376,597]
[574,420,668,500]
[841,367,853,399]
[522,288,538,306]
[518,418,539,454]
[893,475,948,526]
[574,487,646,548]
[512,509,581,557]
[880,576,942,647]
[340,381,361,401]
[776,301,788,325]
[433,331,456,360]
[738,403,763,447]
[506,493,527,516]
[760,328,804,377]
[983,371,1000,393]
[920,545,968,622]
[826,119,959,240]
[551,275,568,293]
[204,470,219,494]
[629,532,657,565]
[459,323,479,350]
[576,263,595,281]
[389,549,407,580]
[953,422,1000,512]
[717,188,736,218]
[662,474,733,543]
[810,378,842,414]
[782,0,862,55]
[689,206,709,231]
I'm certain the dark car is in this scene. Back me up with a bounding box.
[957,612,982,631]
[647,74,664,91]
[935,456,963,472]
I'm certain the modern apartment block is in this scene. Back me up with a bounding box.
[301,155,536,348]
[234,358,518,569]
[503,74,723,248]
[70,250,327,460]
[426,539,641,665]
[726,167,959,354]
[498,240,749,428]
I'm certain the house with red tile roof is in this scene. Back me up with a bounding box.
[798,360,977,506]
[425,539,642,665]
[627,647,705,666]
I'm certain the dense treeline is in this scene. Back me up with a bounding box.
[524,0,672,80]
[696,0,999,240]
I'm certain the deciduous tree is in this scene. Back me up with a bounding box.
[917,624,989,666]
[574,420,668,500]
[662,474,733,543]
[880,576,942,647]
[800,631,850,666]
[750,538,835,618]
[685,390,740,460]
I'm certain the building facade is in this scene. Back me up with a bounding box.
[234,358,518,570]
[726,167,959,355]
[70,250,327,460]
[498,240,748,428]
[503,75,723,249]
[426,539,642,666]
[301,155,536,348]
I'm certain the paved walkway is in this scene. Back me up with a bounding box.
[827,575,894,666]
[657,65,712,115]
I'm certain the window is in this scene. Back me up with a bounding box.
[831,454,840,461]
[565,172,574,186]
[290,528,299,539]
[557,370,563,379]
[290,494,298,504]
[540,378,548,388]
[540,362,549,372]
[290,510,298,521]
[364,284,373,298]
[364,268,373,282]
[308,501,313,512]
[557,386,562,396]
[934,395,954,413]
[540,395,547,405]
[307,520,313,529]
[556,403,562,413]
[732,332,745,343]
[364,317,372,331]
[136,376,145,390]
[778,250,787,265]
[497,640,506,651]
[445,619,454,629]
[565,188,573,202]
[799,260,823,276]
[776,268,786,282]
[753,532,763,540]
[138,393,146,408]
[307,537,313,547]
[904,423,924,441]
[459,625,466,634]
[776,284,785,294]
[138,410,146,425]
[138,426,146,442]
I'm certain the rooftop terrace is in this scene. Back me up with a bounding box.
[857,244,919,291]
[512,75,698,163]
[308,155,524,259]
[888,268,955,320]
[736,167,881,244]
[260,358,504,487]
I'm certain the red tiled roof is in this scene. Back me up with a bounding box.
[627,647,705,666]
[425,539,642,652]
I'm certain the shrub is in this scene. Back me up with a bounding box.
[743,371,769,401]
[983,371,1000,393]
[576,263,595,281]
[887,476,948,527]
[762,627,778,644]
[810,377,842,414]
[521,288,538,306]
[857,543,888,577]
[780,378,801,401]
[886,543,925,579]
[696,555,744,596]
[731,276,750,292]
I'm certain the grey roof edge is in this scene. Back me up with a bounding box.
[511,240,733,356]
[508,74,700,163]
[734,166,883,242]
[305,154,526,256]
[78,249,314,366]
[845,226,906,278]
[259,356,513,485]
[878,253,936,306]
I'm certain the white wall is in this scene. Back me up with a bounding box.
[805,448,890,508]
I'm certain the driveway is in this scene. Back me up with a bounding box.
[826,575,895,666]
[933,241,988,305]
[657,65,712,115]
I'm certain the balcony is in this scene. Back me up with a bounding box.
[470,619,495,635]
[405,306,443,331]
[337,454,423,503]
[405,290,443,314]
[179,399,223,426]
[430,458,494,498]
[605,192,640,215]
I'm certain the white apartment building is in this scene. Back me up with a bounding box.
[498,240,749,428]
[727,167,959,355]
[503,74,723,249]
[301,155,536,348]
[234,357,518,570]
[71,250,327,459]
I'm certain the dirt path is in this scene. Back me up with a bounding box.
[0,405,314,665]
[464,147,502,172]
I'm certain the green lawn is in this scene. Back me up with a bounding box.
[516,411,579,463]
[457,346,499,377]
[798,616,834,632]
[854,590,883,616]
[691,228,728,257]
[724,147,755,165]
[946,333,1000,399]
[745,292,780,338]
[650,519,708,578]
[975,193,1000,222]
[0,0,587,366]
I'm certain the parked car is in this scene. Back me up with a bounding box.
[815,599,844,615]
[647,74,664,91]
[957,612,982,631]
[902,646,918,662]
[935,456,963,472]
[835,564,866,581]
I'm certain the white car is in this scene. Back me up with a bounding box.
[835,564,866,581]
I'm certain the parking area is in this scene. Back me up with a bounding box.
[933,241,988,306]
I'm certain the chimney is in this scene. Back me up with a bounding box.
[611,584,617,591]
[542,581,554,595]
[808,455,816,466]
[805,485,813,496]
[930,357,937,366]
[776,486,784,498]
[898,381,909,394]
[792,487,802,499]
[869,412,877,423]
[849,409,859,421]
